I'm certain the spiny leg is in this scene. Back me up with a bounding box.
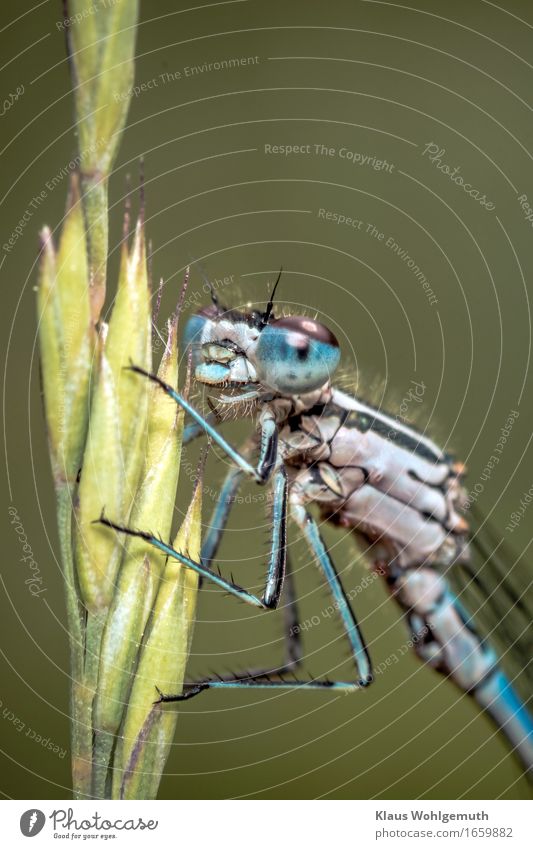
[200,455,303,669]
[154,467,304,703]
[127,364,277,483]
[183,413,218,446]
[189,553,303,692]
[155,564,304,704]
[280,551,304,670]
[201,464,245,567]
[201,437,286,610]
[157,501,373,702]
[154,550,305,703]
[290,499,373,687]
[97,464,289,610]
[98,360,288,606]
[115,367,369,698]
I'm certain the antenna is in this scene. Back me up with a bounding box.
[188,253,224,310]
[262,266,283,325]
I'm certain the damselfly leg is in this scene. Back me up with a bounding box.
[128,364,276,483]
[98,359,290,608]
[155,458,303,701]
[98,365,372,700]
[160,494,372,699]
[182,415,217,446]
[98,462,288,610]
[290,499,372,687]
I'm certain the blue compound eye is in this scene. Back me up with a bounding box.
[255,316,340,394]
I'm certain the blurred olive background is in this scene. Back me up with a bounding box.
[1,0,533,800]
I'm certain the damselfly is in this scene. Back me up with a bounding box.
[100,271,533,777]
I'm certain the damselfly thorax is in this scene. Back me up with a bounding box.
[277,388,469,571]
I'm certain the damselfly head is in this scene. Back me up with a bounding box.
[182,272,340,398]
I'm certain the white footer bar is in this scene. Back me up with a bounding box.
[3,798,532,848]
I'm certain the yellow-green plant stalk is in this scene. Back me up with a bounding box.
[38,200,202,797]
[117,476,203,800]
[38,175,95,487]
[37,174,96,794]
[64,0,139,322]
[71,209,151,797]
[92,309,185,798]
[74,213,151,612]
[38,0,204,800]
